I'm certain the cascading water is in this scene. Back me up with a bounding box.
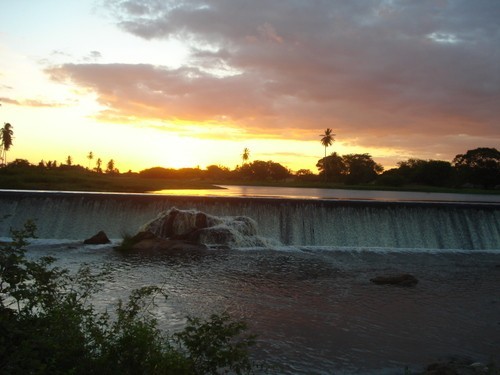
[2,190,499,373]
[0,191,499,250]
[141,207,278,248]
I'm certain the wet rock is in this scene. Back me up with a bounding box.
[421,358,491,375]
[130,237,207,252]
[83,230,110,245]
[370,273,418,286]
[141,208,262,247]
[143,208,215,239]
[188,226,234,246]
[130,230,157,242]
[115,230,207,252]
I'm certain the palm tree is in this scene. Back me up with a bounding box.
[242,148,250,165]
[319,128,335,157]
[1,123,14,166]
[87,151,94,169]
[95,158,102,173]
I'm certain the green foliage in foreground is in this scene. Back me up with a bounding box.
[0,222,261,374]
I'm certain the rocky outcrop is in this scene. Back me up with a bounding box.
[123,231,208,252]
[141,208,263,248]
[370,273,418,286]
[114,208,274,252]
[83,230,111,245]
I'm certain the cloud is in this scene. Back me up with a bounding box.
[83,51,103,62]
[0,96,67,108]
[0,97,20,105]
[49,0,500,160]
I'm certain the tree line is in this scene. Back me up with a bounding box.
[1,121,499,189]
[2,146,499,190]
[316,147,500,189]
[316,128,500,189]
[135,146,499,189]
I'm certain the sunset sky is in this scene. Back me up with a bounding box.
[1,0,499,172]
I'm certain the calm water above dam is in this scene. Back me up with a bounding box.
[154,185,500,203]
[1,189,500,374]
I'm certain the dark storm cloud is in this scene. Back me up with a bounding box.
[51,0,500,160]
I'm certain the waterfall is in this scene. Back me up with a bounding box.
[1,191,499,250]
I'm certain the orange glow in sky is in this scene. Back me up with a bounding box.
[1,1,499,172]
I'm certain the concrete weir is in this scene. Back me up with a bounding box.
[0,190,499,250]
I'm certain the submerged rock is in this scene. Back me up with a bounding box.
[83,230,111,245]
[421,358,491,375]
[370,273,418,286]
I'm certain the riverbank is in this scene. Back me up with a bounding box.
[1,165,499,195]
[0,167,220,192]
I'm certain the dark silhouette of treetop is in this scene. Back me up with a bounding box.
[453,147,500,188]
[320,128,335,157]
[87,151,94,169]
[1,122,14,166]
[242,148,250,165]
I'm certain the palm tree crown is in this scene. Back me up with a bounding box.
[320,128,335,157]
[87,151,94,169]
[1,123,14,166]
[242,148,250,164]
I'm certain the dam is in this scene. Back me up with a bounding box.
[1,189,499,373]
[1,190,499,250]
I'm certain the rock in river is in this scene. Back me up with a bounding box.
[370,273,418,286]
[83,230,111,245]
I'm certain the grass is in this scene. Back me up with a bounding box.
[0,168,219,193]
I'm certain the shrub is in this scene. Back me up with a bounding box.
[0,222,261,374]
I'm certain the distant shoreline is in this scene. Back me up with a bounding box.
[0,164,498,195]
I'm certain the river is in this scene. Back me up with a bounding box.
[153,185,500,203]
[1,188,499,374]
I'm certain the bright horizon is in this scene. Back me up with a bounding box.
[1,1,499,173]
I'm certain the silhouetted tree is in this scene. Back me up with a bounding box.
[1,122,14,166]
[95,158,102,173]
[5,159,32,169]
[453,147,500,189]
[395,159,426,183]
[343,153,383,184]
[246,160,269,180]
[176,167,203,179]
[106,159,118,174]
[319,128,335,157]
[295,169,317,182]
[268,161,291,181]
[375,168,406,187]
[415,160,453,186]
[139,167,176,179]
[66,155,73,166]
[205,165,232,180]
[316,152,346,182]
[236,160,290,181]
[316,153,382,184]
[242,148,250,165]
[87,151,94,169]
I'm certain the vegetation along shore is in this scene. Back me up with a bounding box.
[0,146,499,195]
